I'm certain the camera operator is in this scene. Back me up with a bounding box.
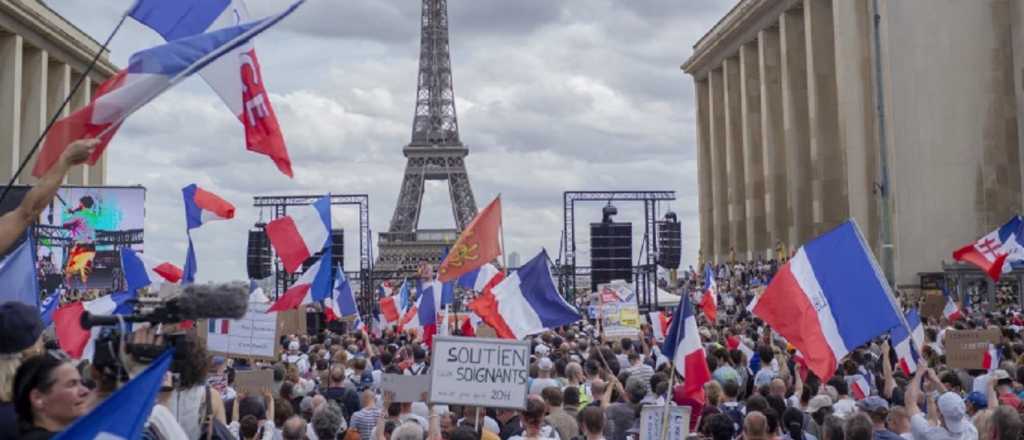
[0,302,46,440]
[0,139,98,256]
[12,350,90,439]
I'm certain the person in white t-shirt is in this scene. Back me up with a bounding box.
[529,358,561,396]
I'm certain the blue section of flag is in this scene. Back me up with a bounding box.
[182,236,197,285]
[457,267,481,290]
[440,280,455,307]
[516,250,581,329]
[419,283,437,326]
[129,0,231,41]
[335,266,358,316]
[182,183,203,230]
[54,348,174,440]
[398,279,410,311]
[39,291,58,328]
[0,233,40,308]
[127,1,304,77]
[313,194,332,233]
[120,248,151,292]
[310,250,333,302]
[803,221,903,350]
[702,263,714,291]
[661,293,695,361]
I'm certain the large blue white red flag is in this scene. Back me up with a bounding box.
[121,248,182,292]
[325,266,359,322]
[181,184,235,284]
[700,263,717,322]
[469,250,581,340]
[54,349,173,439]
[749,220,903,381]
[0,233,39,307]
[953,215,1024,281]
[891,308,923,377]
[33,1,304,178]
[268,250,332,312]
[129,0,294,177]
[266,194,331,274]
[661,294,712,403]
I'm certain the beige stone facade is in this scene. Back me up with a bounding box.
[684,0,1024,286]
[0,0,117,186]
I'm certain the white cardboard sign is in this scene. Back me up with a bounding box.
[206,301,278,359]
[639,405,691,440]
[429,336,530,409]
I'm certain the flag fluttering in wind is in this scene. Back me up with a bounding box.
[661,294,711,403]
[437,196,502,282]
[748,220,903,381]
[699,264,717,322]
[268,251,332,312]
[32,1,305,178]
[0,233,39,307]
[953,215,1024,281]
[129,0,294,177]
[121,248,182,292]
[266,194,331,274]
[181,184,236,284]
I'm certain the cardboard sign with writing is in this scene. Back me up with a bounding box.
[946,328,1002,369]
[381,373,431,403]
[429,336,530,409]
[233,369,274,396]
[639,405,691,440]
[598,280,641,341]
[920,290,946,319]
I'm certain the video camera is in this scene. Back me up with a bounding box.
[82,283,249,374]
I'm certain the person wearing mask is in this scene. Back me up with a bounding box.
[541,387,577,440]
[508,396,559,440]
[0,139,97,255]
[12,352,89,439]
[577,406,607,440]
[0,302,46,439]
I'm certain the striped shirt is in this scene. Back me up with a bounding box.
[351,406,382,440]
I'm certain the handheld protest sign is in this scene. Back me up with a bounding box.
[234,369,274,396]
[429,335,530,409]
[203,301,285,361]
[598,280,641,341]
[946,328,1002,369]
[639,405,690,440]
[920,290,945,319]
[381,373,431,403]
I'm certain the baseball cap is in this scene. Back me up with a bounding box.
[808,395,834,413]
[0,302,43,354]
[288,341,300,351]
[966,391,988,410]
[993,369,1012,382]
[856,396,889,413]
[538,357,554,370]
[535,344,550,356]
[938,392,968,434]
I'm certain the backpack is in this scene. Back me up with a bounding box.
[198,386,234,440]
[720,402,745,433]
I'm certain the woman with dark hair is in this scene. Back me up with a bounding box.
[167,334,225,439]
[782,407,815,440]
[12,352,90,439]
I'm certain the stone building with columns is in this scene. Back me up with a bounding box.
[1,0,117,186]
[684,0,1024,286]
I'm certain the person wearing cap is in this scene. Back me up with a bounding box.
[0,302,46,439]
[807,395,834,433]
[856,396,901,440]
[529,358,560,396]
[283,341,310,375]
[965,391,989,417]
[990,369,1022,411]
[905,367,978,440]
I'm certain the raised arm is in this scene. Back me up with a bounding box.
[881,340,896,399]
[0,139,97,254]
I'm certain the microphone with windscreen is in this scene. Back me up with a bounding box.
[81,283,250,329]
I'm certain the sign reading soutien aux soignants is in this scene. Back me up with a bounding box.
[429,336,531,409]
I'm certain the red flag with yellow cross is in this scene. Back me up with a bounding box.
[437,196,503,282]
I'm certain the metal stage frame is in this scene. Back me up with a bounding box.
[253,194,373,311]
[558,190,676,310]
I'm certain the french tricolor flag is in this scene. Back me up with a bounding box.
[398,295,421,332]
[458,264,505,293]
[208,319,230,335]
[892,309,923,377]
[700,264,717,322]
[268,252,332,313]
[649,311,670,342]
[32,2,304,178]
[943,295,963,322]
[120,248,182,292]
[55,291,135,360]
[953,215,1024,281]
[379,296,400,323]
[749,221,904,381]
[661,294,712,403]
[468,250,581,340]
[325,266,358,323]
[183,184,235,229]
[850,375,871,400]
[265,194,331,274]
[983,344,1000,372]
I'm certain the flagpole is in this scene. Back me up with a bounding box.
[662,360,677,439]
[0,13,129,205]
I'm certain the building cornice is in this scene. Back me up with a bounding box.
[0,0,118,80]
[681,0,800,79]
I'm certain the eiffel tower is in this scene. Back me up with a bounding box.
[376,0,478,273]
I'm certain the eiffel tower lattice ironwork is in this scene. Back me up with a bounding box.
[376,0,478,273]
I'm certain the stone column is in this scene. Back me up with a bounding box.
[804,0,847,235]
[759,26,789,259]
[696,79,713,265]
[0,34,22,182]
[741,41,767,260]
[67,73,90,185]
[780,8,813,246]
[19,47,48,185]
[832,0,880,250]
[1014,0,1024,217]
[47,62,71,184]
[723,56,747,260]
[709,68,729,262]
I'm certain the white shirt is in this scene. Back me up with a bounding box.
[147,404,188,439]
[284,352,310,375]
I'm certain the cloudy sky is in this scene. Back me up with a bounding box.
[46,0,733,283]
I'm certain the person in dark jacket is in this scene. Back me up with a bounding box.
[0,302,46,440]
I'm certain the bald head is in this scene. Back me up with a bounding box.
[311,394,327,412]
[744,411,769,440]
[282,416,306,440]
[770,378,787,398]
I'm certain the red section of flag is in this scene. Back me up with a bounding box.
[54,302,89,359]
[269,284,310,312]
[438,197,502,282]
[467,290,516,339]
[953,243,1008,281]
[700,291,717,322]
[379,297,399,322]
[193,187,236,220]
[240,50,292,178]
[153,262,183,283]
[220,319,229,334]
[33,70,128,178]
[265,216,308,274]
[460,316,476,337]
